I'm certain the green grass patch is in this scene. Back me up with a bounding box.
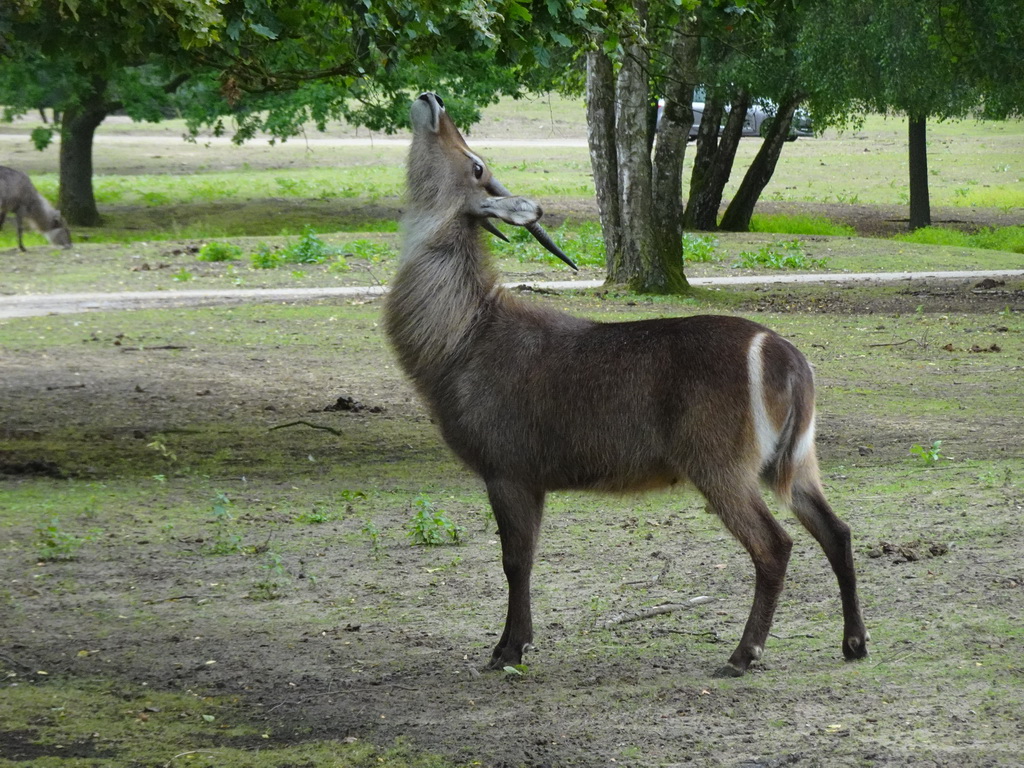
[197,241,244,262]
[749,213,857,237]
[734,239,830,269]
[249,227,353,270]
[895,224,1024,253]
[0,678,465,767]
[492,219,605,268]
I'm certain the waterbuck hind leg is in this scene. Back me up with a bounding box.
[486,479,544,669]
[790,482,869,661]
[706,489,794,677]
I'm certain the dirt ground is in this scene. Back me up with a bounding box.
[2,252,1023,767]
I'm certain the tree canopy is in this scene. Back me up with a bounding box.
[0,0,566,225]
[798,0,1024,228]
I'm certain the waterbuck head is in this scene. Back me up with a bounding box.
[408,92,577,270]
[45,211,72,249]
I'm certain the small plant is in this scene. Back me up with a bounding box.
[281,227,343,265]
[35,518,88,561]
[327,255,351,273]
[204,492,243,555]
[147,438,177,465]
[734,239,829,270]
[250,244,283,269]
[171,267,194,282]
[197,241,243,262]
[248,551,288,600]
[407,496,464,546]
[910,440,943,465]
[682,233,719,263]
[295,505,338,524]
[362,520,384,557]
[340,239,396,264]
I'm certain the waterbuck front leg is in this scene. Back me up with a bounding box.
[705,487,794,677]
[14,212,27,252]
[485,478,544,670]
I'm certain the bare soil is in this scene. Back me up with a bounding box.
[2,265,1023,767]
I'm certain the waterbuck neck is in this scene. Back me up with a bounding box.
[385,209,502,379]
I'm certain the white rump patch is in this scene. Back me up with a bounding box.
[793,411,816,465]
[747,332,779,467]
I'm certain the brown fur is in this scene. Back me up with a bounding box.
[385,93,868,675]
[0,166,72,251]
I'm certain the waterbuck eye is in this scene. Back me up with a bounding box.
[473,162,484,180]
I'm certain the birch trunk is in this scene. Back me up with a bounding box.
[650,21,698,289]
[609,40,656,289]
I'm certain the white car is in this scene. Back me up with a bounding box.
[658,89,813,141]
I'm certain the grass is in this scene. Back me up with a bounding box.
[1,290,1021,765]
[895,224,1024,253]
[749,213,856,236]
[0,679,463,767]
[2,104,1022,254]
[0,286,1019,765]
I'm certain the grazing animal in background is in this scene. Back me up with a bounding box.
[0,166,72,251]
[384,92,868,676]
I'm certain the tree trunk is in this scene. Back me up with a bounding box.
[650,20,699,289]
[682,90,750,230]
[609,37,659,290]
[58,82,107,226]
[587,8,690,293]
[720,94,801,231]
[586,49,620,271]
[908,116,931,230]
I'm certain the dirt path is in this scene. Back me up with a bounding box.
[3,269,1023,319]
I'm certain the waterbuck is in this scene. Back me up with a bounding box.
[384,92,868,676]
[0,166,72,251]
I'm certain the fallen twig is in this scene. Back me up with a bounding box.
[120,345,189,352]
[268,420,343,436]
[602,596,715,628]
[142,594,216,605]
[869,329,930,349]
[623,551,672,589]
[867,338,919,348]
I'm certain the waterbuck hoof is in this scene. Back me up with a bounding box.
[843,634,870,661]
[714,662,748,678]
[487,641,530,670]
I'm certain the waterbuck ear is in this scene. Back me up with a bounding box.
[477,196,542,227]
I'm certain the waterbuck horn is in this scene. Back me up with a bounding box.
[485,177,578,271]
[481,219,510,242]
